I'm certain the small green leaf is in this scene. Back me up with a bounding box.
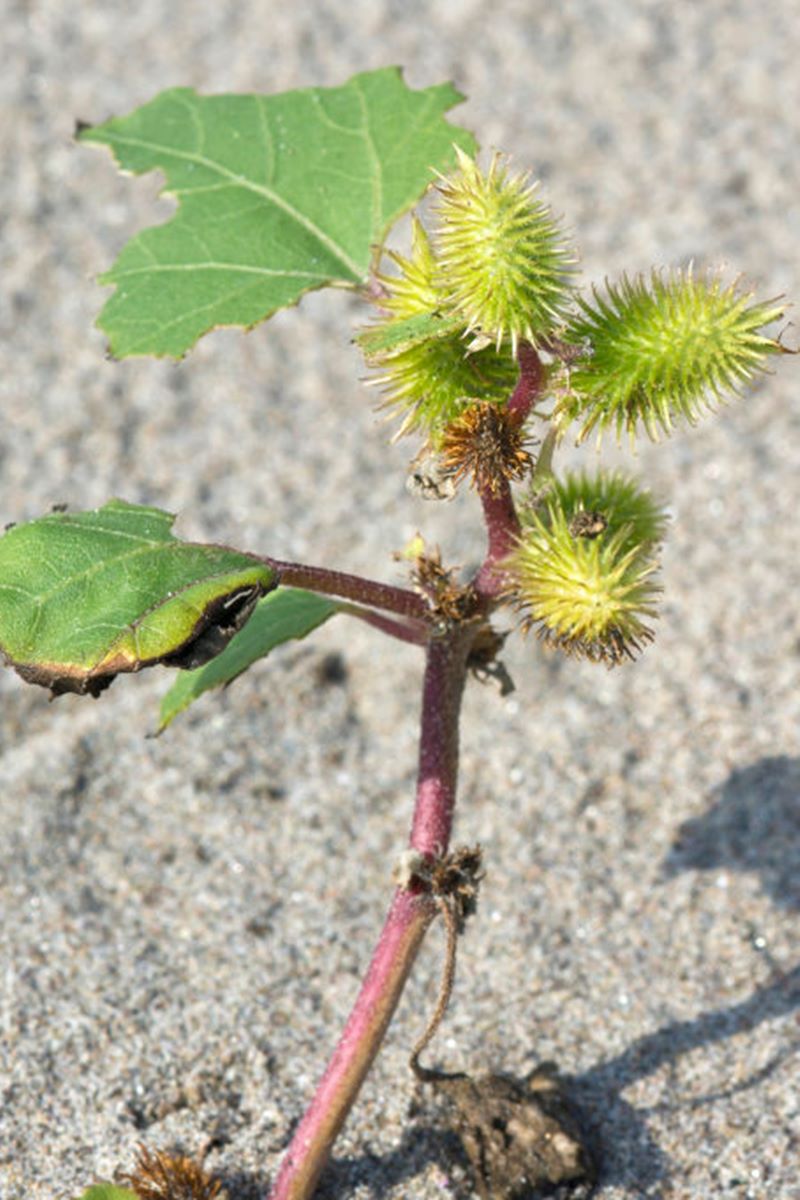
[356,309,465,358]
[79,68,476,358]
[75,1187,139,1200]
[0,500,276,696]
[158,586,339,730]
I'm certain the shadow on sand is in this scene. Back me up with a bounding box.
[237,756,800,1198]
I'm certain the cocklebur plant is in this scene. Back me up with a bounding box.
[0,68,790,1200]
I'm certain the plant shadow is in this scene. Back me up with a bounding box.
[565,753,800,1191]
[569,958,800,1194]
[318,1122,473,1199]
[232,756,800,1198]
[662,753,800,910]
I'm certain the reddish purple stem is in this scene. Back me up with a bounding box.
[508,340,546,424]
[340,604,428,646]
[267,631,471,1200]
[473,342,546,600]
[409,633,471,854]
[267,890,433,1200]
[266,344,549,1199]
[265,558,429,622]
[472,479,521,601]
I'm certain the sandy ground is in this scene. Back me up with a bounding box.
[1,2,799,1198]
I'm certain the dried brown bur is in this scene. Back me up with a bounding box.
[429,1064,597,1199]
[117,1143,227,1200]
[439,402,534,497]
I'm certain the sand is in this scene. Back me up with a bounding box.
[1,3,798,1197]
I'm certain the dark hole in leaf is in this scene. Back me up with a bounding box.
[160,584,264,671]
[10,582,267,698]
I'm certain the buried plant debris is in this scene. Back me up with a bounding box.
[426,1067,597,1200]
[0,67,792,1200]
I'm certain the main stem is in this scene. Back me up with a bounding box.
[266,347,542,1199]
[267,631,472,1200]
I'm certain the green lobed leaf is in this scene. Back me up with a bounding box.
[158,586,339,730]
[75,1188,138,1200]
[0,500,276,696]
[79,68,476,358]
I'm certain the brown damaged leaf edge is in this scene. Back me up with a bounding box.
[8,582,270,699]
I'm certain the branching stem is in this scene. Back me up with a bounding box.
[265,349,546,1199]
[472,479,521,601]
[264,558,429,622]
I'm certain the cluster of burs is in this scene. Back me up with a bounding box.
[361,149,784,664]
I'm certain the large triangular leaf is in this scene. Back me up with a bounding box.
[79,68,476,358]
[158,586,339,730]
[0,500,275,696]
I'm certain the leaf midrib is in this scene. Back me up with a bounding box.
[99,132,365,279]
[1,521,245,615]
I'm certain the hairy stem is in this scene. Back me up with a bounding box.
[508,340,546,424]
[267,890,434,1200]
[409,633,471,854]
[267,630,472,1200]
[473,342,547,601]
[265,558,429,622]
[472,479,521,601]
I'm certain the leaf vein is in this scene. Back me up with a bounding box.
[308,90,363,136]
[103,132,363,278]
[353,77,383,237]
[110,263,325,280]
